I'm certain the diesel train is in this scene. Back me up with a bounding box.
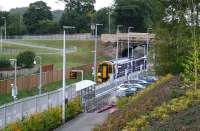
[97,57,147,83]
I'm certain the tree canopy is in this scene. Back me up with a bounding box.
[60,0,96,33]
[23,1,53,34]
[114,0,165,32]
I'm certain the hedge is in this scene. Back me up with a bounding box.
[0,60,11,68]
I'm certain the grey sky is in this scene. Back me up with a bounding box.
[0,0,113,11]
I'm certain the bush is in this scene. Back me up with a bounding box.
[3,96,83,131]
[65,96,83,121]
[17,51,35,68]
[0,59,11,68]
[3,107,62,131]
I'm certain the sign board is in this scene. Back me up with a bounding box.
[69,71,77,79]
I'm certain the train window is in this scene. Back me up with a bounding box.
[108,65,112,73]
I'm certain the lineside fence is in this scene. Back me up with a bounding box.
[0,64,92,95]
[0,84,76,129]
[0,70,144,129]
[6,34,95,41]
[85,71,142,112]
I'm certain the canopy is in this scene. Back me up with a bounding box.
[76,80,96,92]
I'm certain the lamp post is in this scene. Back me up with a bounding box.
[9,59,17,100]
[115,25,123,79]
[128,27,134,58]
[108,9,111,33]
[34,56,42,95]
[0,26,2,52]
[93,24,103,83]
[62,26,75,123]
[147,27,152,71]
[1,17,6,40]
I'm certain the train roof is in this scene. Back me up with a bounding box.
[110,57,146,64]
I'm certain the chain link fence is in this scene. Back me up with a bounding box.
[0,84,76,129]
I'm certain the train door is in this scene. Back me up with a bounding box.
[102,64,109,82]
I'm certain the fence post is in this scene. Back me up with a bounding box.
[21,101,23,120]
[35,96,37,112]
[4,104,6,128]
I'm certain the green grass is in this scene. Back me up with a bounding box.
[1,40,110,69]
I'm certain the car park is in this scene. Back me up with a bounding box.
[116,83,144,97]
[139,75,158,83]
[124,79,150,86]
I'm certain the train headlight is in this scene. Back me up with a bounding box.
[98,73,101,76]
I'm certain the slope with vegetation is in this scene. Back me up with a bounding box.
[93,74,185,130]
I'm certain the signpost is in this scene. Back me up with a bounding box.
[69,70,84,80]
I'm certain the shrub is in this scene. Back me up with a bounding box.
[17,51,35,68]
[65,96,83,121]
[3,107,61,131]
[0,59,11,68]
[42,107,62,131]
[123,89,200,130]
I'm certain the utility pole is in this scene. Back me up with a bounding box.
[115,25,123,79]
[93,24,103,83]
[0,27,2,52]
[34,56,42,95]
[128,27,134,58]
[147,27,152,71]
[1,17,6,40]
[10,59,17,100]
[62,26,75,123]
[108,9,111,33]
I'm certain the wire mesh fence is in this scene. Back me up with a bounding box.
[0,84,76,129]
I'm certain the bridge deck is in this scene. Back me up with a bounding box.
[101,33,155,43]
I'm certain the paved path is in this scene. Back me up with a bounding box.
[4,40,77,54]
[54,111,110,131]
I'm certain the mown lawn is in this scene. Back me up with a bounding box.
[1,40,111,69]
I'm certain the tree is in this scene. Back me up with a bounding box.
[23,1,53,34]
[7,12,27,35]
[17,51,36,68]
[114,0,164,32]
[60,0,95,33]
[95,7,114,33]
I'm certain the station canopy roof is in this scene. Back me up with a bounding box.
[76,80,96,92]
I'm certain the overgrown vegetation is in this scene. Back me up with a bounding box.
[123,89,200,130]
[93,74,184,131]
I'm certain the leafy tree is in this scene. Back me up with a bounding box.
[95,7,115,33]
[23,1,53,34]
[60,0,95,33]
[7,13,27,35]
[17,51,36,68]
[114,0,164,32]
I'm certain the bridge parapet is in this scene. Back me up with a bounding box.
[101,33,155,43]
